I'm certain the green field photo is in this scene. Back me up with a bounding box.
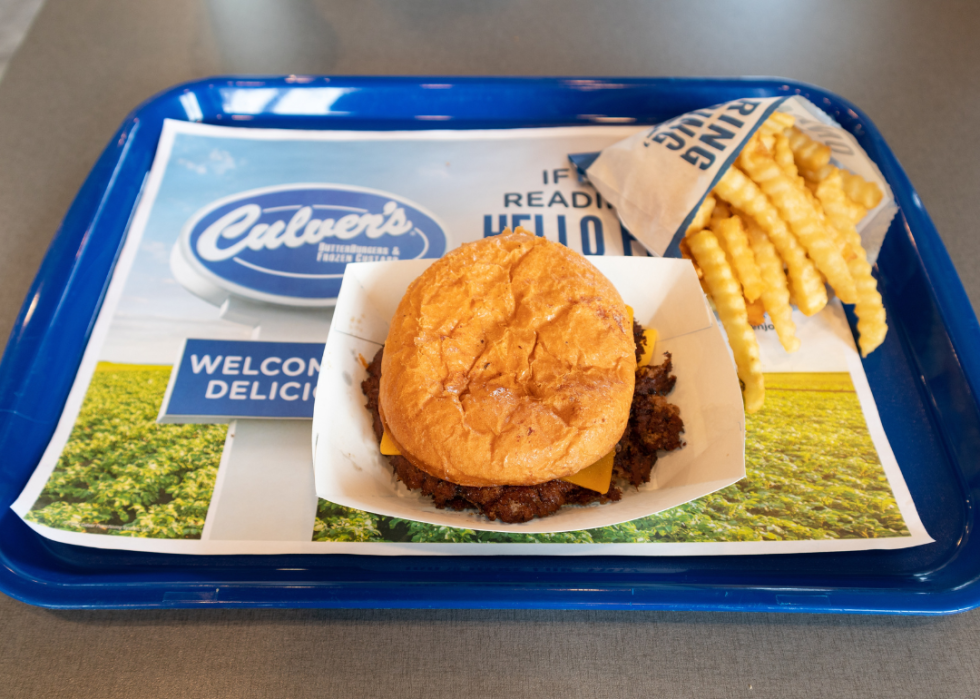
[26,364,909,545]
[313,372,911,544]
[26,363,225,539]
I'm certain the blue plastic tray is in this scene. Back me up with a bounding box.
[1,76,979,613]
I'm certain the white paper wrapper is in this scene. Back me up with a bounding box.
[312,257,746,534]
[574,96,897,262]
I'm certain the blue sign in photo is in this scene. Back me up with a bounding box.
[158,339,325,422]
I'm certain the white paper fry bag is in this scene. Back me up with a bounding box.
[570,95,896,262]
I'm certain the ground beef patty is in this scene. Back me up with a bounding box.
[360,320,684,523]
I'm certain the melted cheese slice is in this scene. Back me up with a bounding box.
[639,328,657,368]
[380,428,402,456]
[378,305,658,495]
[560,449,615,492]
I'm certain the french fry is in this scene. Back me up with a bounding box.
[844,192,869,225]
[847,251,888,357]
[832,220,888,357]
[802,185,854,260]
[811,167,867,224]
[801,163,835,184]
[745,296,766,327]
[679,235,697,267]
[710,215,765,302]
[678,236,710,295]
[685,195,716,236]
[742,216,802,353]
[770,111,795,130]
[682,195,714,295]
[840,169,884,209]
[687,229,765,413]
[710,199,731,228]
[710,218,737,274]
[713,165,828,316]
[787,126,831,174]
[814,173,888,356]
[738,141,858,305]
[774,131,799,179]
[814,170,863,245]
[758,111,795,137]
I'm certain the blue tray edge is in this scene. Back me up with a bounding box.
[1,76,979,613]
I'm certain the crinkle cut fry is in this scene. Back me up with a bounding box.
[687,229,765,413]
[801,163,835,184]
[840,169,884,210]
[738,141,858,305]
[685,195,716,237]
[710,199,731,228]
[815,173,888,356]
[787,126,831,174]
[774,131,799,179]
[814,169,864,251]
[758,111,795,136]
[834,176,870,225]
[744,296,766,327]
[844,243,888,357]
[741,215,802,353]
[802,183,854,261]
[709,214,765,303]
[713,165,828,316]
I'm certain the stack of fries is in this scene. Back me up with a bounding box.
[679,112,887,413]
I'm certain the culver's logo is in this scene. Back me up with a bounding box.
[174,184,447,306]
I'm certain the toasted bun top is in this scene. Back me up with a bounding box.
[379,229,635,487]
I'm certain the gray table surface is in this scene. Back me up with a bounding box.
[1,1,979,697]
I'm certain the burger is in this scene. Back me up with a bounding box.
[360,228,685,523]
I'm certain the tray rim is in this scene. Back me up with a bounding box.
[1,74,979,613]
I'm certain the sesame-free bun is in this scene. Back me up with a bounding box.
[379,229,635,487]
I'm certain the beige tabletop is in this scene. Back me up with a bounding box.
[1,2,980,697]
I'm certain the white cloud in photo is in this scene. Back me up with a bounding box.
[100,315,256,364]
[177,148,240,176]
[140,239,171,265]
